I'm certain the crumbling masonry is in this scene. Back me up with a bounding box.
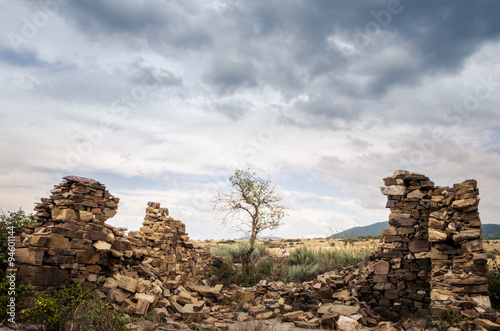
[15,176,212,315]
[356,170,490,320]
[12,171,493,325]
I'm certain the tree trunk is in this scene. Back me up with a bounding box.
[243,218,257,273]
[242,245,254,273]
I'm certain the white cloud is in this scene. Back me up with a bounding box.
[1,1,500,240]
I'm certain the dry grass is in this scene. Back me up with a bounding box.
[193,237,378,257]
[485,239,500,266]
[194,238,500,268]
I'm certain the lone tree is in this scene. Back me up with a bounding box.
[213,169,287,271]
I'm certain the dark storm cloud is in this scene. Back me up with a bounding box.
[130,59,183,88]
[57,0,212,49]
[344,1,500,94]
[203,58,258,95]
[10,0,500,125]
[210,100,250,120]
[227,1,500,89]
[292,95,356,124]
[52,0,500,93]
[0,48,43,67]
[388,1,500,73]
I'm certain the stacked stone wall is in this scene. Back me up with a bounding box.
[356,170,490,320]
[357,170,434,319]
[11,171,494,324]
[14,176,212,315]
[428,179,490,315]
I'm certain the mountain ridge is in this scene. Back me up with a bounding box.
[328,221,500,239]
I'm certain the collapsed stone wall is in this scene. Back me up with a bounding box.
[15,176,212,315]
[356,170,490,320]
[11,171,495,326]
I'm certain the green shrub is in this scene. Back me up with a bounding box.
[212,242,269,266]
[212,243,278,286]
[286,247,370,282]
[488,261,500,310]
[289,246,317,266]
[286,264,319,283]
[0,209,34,275]
[316,249,370,273]
[0,209,34,321]
[72,297,129,330]
[0,280,30,323]
[19,282,129,330]
[218,239,236,245]
[212,257,238,286]
[255,256,275,276]
[212,246,235,265]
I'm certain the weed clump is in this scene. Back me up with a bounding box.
[18,282,130,330]
[488,260,500,310]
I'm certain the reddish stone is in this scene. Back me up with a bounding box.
[372,260,390,275]
[389,218,417,227]
[408,239,429,253]
[75,250,101,264]
[86,231,107,241]
[463,239,483,252]
[111,238,132,251]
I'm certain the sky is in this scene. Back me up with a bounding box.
[1,0,500,240]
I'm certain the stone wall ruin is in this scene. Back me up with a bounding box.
[15,176,212,315]
[11,171,495,326]
[356,170,490,320]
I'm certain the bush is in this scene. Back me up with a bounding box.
[0,209,34,321]
[286,246,370,282]
[212,242,269,266]
[19,282,129,330]
[72,296,129,330]
[316,249,371,274]
[212,257,238,286]
[289,246,317,266]
[488,261,500,310]
[286,264,320,283]
[255,256,275,276]
[211,243,271,286]
[486,250,497,260]
[0,209,34,275]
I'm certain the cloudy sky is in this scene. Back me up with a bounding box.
[1,0,500,240]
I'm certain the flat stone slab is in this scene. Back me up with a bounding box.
[317,303,360,316]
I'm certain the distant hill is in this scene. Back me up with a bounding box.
[328,222,500,239]
[482,224,500,236]
[328,221,387,239]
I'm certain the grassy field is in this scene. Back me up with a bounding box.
[193,237,500,267]
[485,239,500,265]
[194,237,377,255]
